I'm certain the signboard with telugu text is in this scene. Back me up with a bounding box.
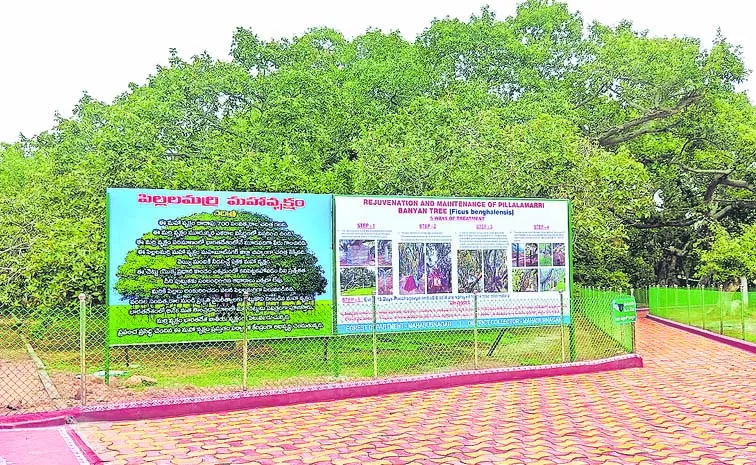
[106,188,334,345]
[333,195,572,334]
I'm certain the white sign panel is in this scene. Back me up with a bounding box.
[334,196,571,334]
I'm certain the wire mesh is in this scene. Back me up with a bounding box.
[1,290,635,416]
[649,286,755,343]
[1,306,80,413]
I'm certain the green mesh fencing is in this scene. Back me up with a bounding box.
[576,288,634,353]
[649,286,755,343]
[634,287,649,307]
[1,291,635,416]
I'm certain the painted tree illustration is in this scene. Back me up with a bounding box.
[114,211,327,311]
[458,250,483,293]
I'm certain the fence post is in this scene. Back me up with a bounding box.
[372,293,378,378]
[701,285,706,330]
[666,284,671,319]
[719,285,724,335]
[78,293,87,406]
[742,278,748,341]
[559,290,566,363]
[104,315,110,386]
[740,299,746,341]
[242,290,249,391]
[686,284,691,326]
[473,292,479,369]
[618,288,626,349]
[568,291,576,362]
[630,287,636,354]
[671,284,682,323]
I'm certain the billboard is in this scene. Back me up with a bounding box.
[107,188,333,345]
[334,196,571,334]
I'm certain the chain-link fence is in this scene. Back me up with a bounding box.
[2,289,635,416]
[649,286,755,343]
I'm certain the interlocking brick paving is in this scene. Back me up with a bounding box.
[76,318,756,464]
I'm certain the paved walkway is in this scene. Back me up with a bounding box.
[0,427,89,465]
[76,318,756,464]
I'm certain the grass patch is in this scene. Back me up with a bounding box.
[653,304,756,343]
[8,310,631,392]
[0,321,29,361]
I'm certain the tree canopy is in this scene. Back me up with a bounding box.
[2,0,755,309]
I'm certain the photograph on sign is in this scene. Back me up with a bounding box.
[334,196,571,334]
[107,188,333,345]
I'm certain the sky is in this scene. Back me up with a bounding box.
[1,0,753,143]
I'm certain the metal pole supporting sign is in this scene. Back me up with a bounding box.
[242,290,249,391]
[630,287,636,353]
[78,293,87,406]
[559,290,566,363]
[372,293,378,378]
[701,285,706,330]
[473,291,479,369]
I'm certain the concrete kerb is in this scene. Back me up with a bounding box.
[64,425,103,464]
[0,353,642,429]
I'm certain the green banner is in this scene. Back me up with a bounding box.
[612,295,637,324]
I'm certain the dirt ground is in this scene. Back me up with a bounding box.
[49,371,239,408]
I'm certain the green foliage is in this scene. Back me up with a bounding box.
[697,223,756,284]
[2,1,755,310]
